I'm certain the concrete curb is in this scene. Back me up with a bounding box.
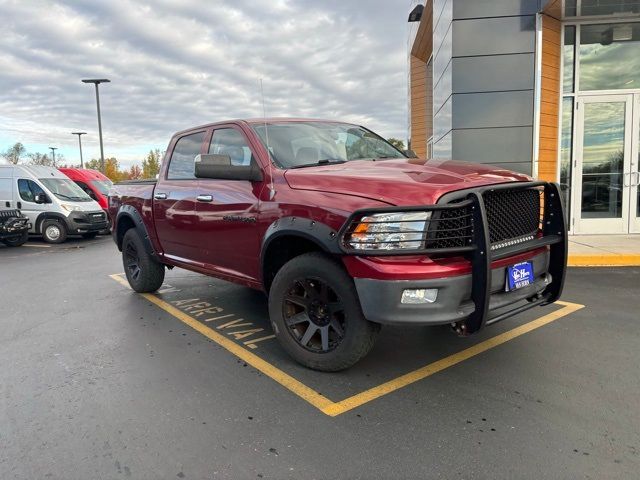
[568,254,640,267]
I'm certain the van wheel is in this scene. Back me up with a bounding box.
[122,228,165,293]
[42,219,67,244]
[82,232,98,240]
[269,252,380,372]
[2,231,28,247]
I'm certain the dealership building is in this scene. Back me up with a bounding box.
[407,0,640,234]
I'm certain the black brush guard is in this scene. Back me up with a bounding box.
[0,209,31,234]
[338,182,567,335]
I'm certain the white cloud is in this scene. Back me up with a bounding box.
[0,0,410,167]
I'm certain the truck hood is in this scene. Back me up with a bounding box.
[284,158,531,206]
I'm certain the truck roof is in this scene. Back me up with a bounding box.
[173,117,353,136]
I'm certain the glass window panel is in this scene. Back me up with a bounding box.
[167,132,205,180]
[579,23,640,91]
[581,102,625,218]
[560,97,574,213]
[580,0,640,16]
[565,0,577,16]
[563,26,576,94]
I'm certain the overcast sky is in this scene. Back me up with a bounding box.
[0,0,412,168]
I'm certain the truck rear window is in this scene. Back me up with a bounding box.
[167,131,206,179]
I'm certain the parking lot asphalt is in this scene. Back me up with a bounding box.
[1,237,639,479]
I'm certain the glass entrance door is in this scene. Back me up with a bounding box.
[631,94,640,233]
[573,95,634,234]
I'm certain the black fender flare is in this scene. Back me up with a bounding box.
[35,212,70,234]
[260,216,342,278]
[115,205,158,258]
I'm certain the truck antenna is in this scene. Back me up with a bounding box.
[260,78,275,200]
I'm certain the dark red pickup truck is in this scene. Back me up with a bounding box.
[109,118,567,371]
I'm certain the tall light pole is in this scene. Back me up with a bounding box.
[71,132,87,168]
[49,147,58,166]
[81,78,110,173]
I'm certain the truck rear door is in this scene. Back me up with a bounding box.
[153,131,206,263]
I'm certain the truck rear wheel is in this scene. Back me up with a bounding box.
[42,219,67,244]
[122,228,165,293]
[2,231,28,247]
[269,252,380,372]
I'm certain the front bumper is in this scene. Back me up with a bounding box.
[343,181,567,334]
[356,250,551,326]
[65,210,109,234]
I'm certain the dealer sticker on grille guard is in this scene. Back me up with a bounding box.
[506,261,534,291]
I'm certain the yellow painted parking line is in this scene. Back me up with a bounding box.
[110,274,584,417]
[322,300,584,416]
[109,274,333,412]
[568,254,640,267]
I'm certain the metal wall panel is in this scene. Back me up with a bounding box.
[453,15,536,57]
[451,54,534,93]
[451,127,534,164]
[452,91,534,130]
[452,0,540,19]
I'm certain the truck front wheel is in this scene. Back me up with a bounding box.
[122,228,165,293]
[2,231,28,247]
[269,252,380,372]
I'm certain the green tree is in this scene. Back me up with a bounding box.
[142,149,162,179]
[84,158,101,170]
[387,138,406,151]
[2,142,26,164]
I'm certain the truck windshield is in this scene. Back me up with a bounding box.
[92,179,113,196]
[39,178,93,202]
[252,122,405,169]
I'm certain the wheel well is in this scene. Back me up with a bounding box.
[116,215,136,251]
[262,235,328,292]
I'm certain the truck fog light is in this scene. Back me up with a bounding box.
[401,288,438,304]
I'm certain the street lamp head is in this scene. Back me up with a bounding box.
[71,131,87,136]
[81,79,110,84]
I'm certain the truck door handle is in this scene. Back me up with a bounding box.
[196,194,213,203]
[154,193,167,200]
[17,201,21,209]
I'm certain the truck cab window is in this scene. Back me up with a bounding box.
[167,131,206,179]
[17,179,45,203]
[208,128,254,166]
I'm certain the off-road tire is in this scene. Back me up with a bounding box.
[42,219,67,244]
[2,231,28,247]
[269,252,380,372]
[122,228,165,293]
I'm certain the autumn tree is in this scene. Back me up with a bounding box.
[142,149,162,179]
[2,142,26,164]
[128,164,142,180]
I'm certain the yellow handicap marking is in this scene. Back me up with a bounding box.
[110,273,584,417]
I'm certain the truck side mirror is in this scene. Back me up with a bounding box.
[403,149,418,158]
[195,154,263,182]
[34,193,48,204]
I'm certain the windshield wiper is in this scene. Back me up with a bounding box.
[290,159,347,169]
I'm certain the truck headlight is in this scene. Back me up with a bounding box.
[61,204,81,212]
[346,211,431,250]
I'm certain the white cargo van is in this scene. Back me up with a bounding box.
[0,165,108,243]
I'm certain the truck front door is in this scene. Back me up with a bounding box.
[194,126,264,282]
[153,131,205,264]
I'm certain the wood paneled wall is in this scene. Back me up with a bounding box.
[410,55,430,158]
[409,1,433,159]
[537,14,562,181]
